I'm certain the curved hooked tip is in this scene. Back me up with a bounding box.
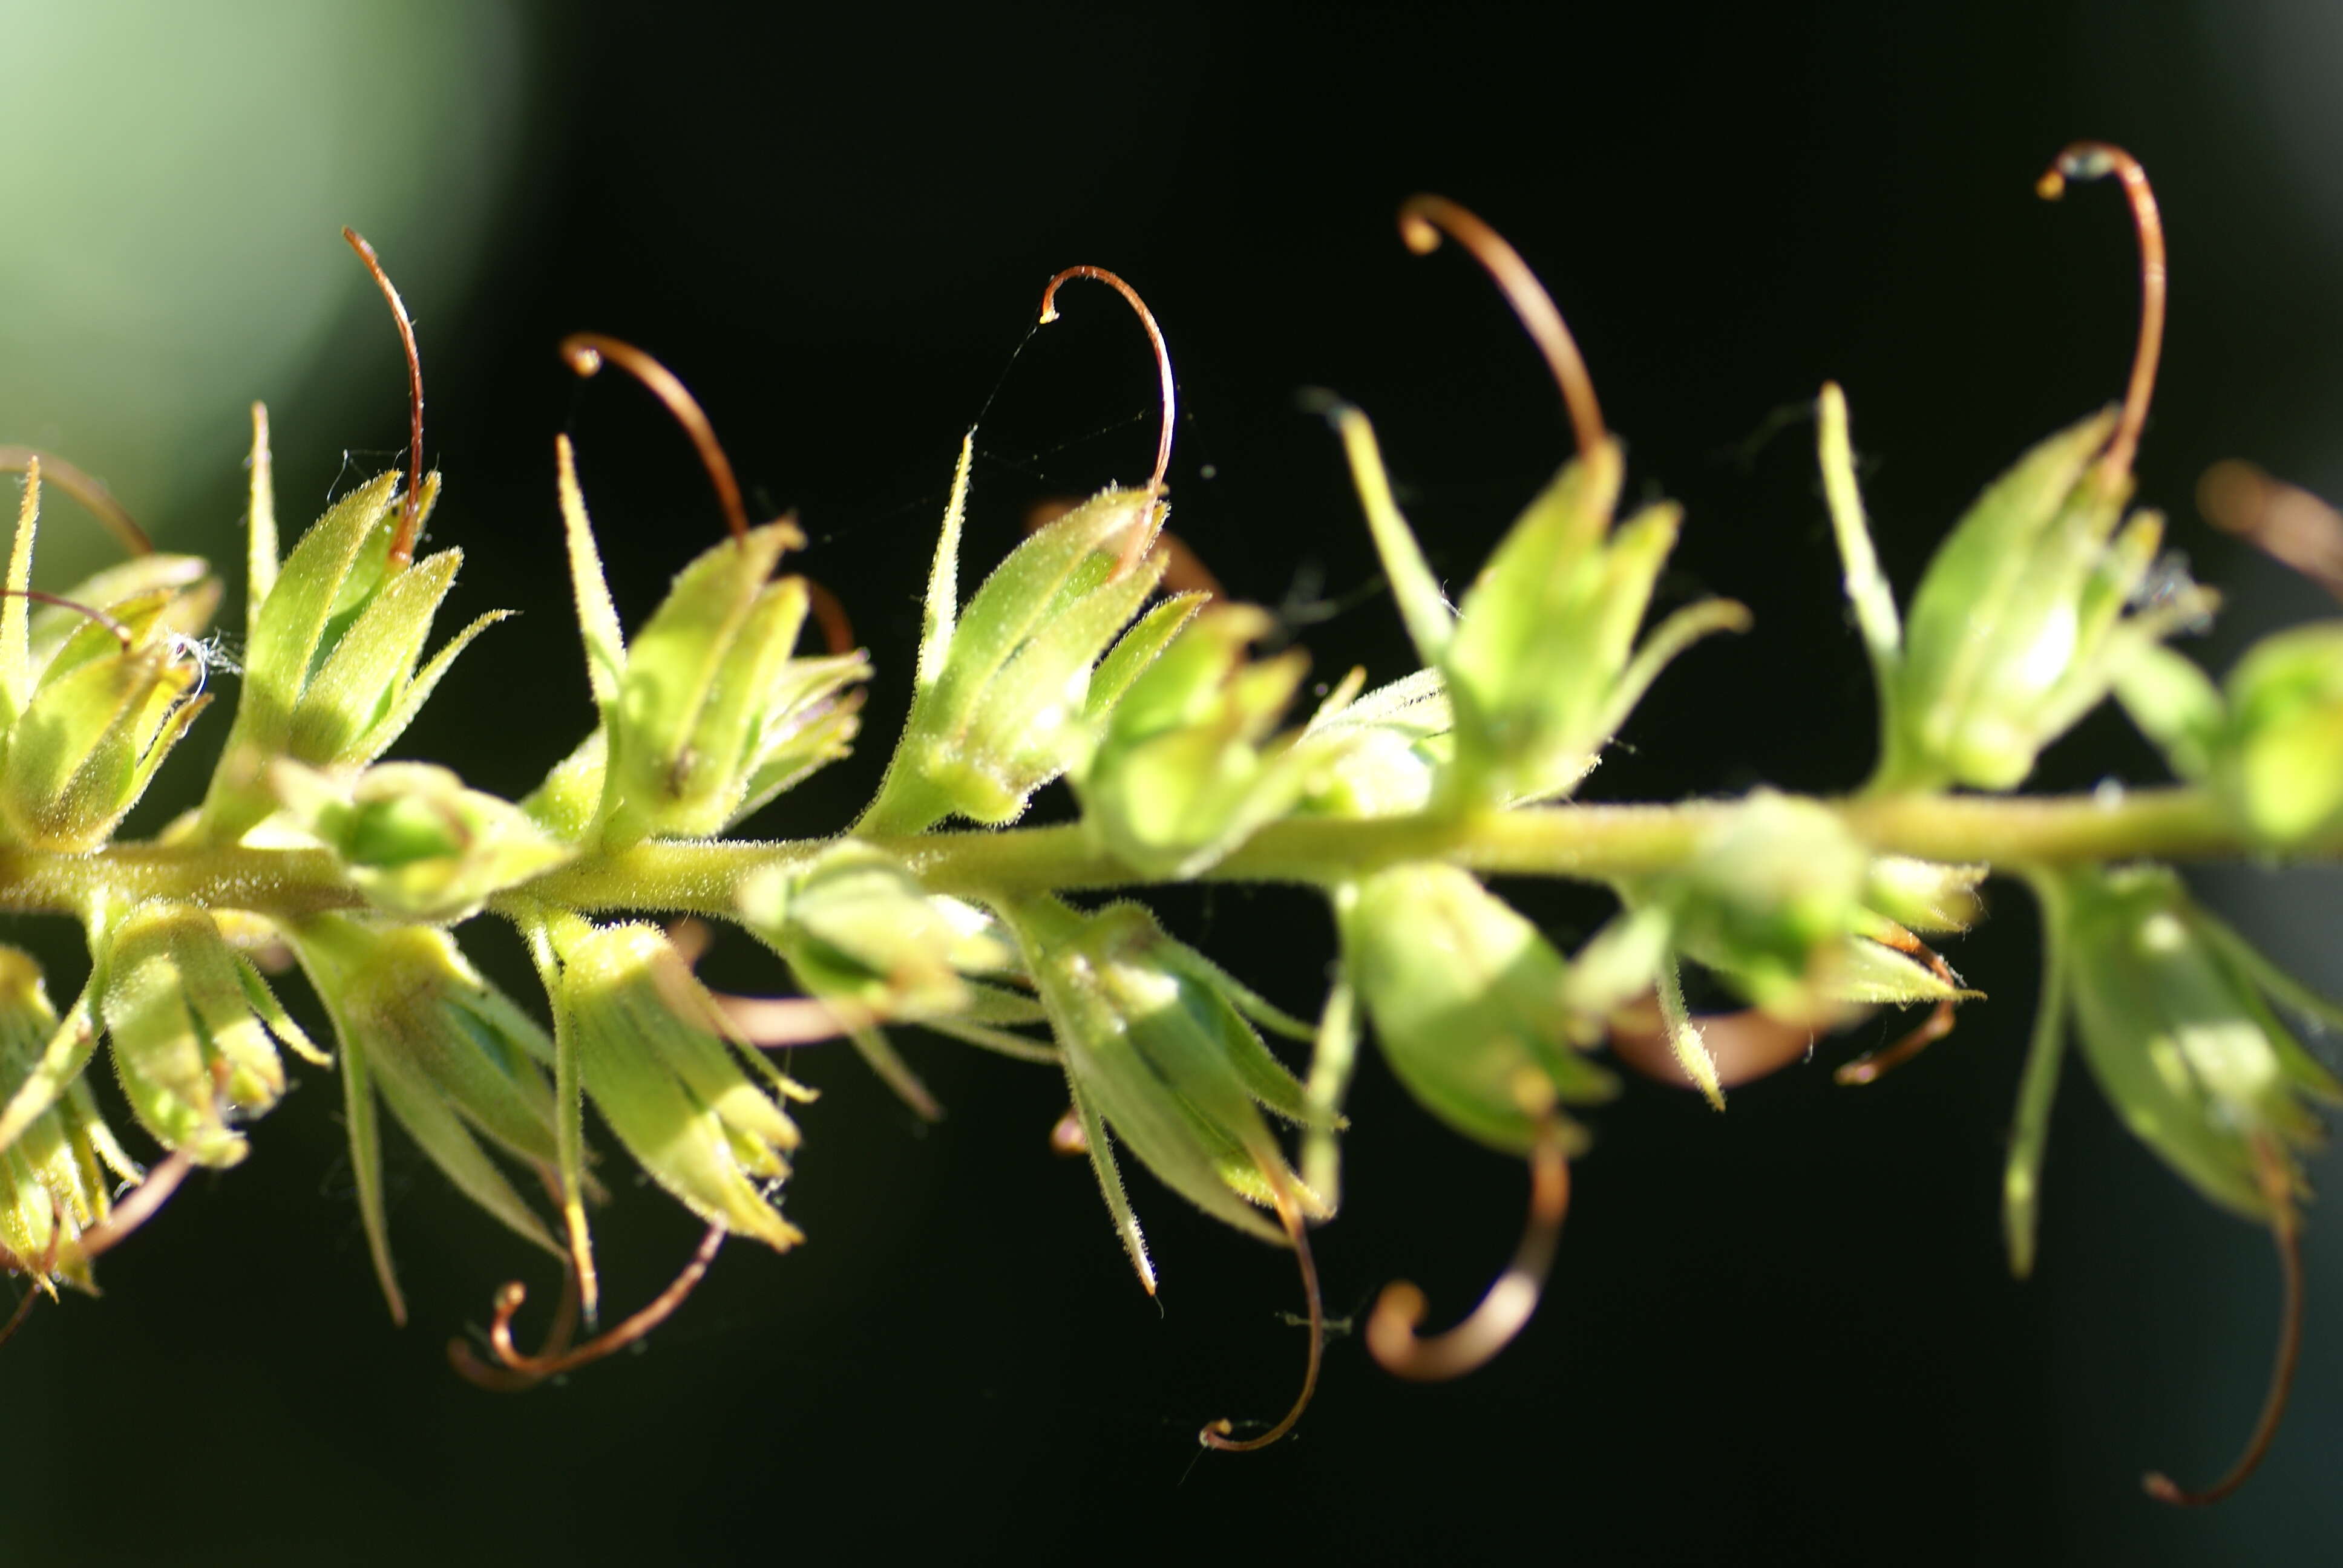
[1199,1184,1325,1452]
[1398,195,1607,461]
[1836,921,1965,1086]
[342,228,426,570]
[562,333,752,546]
[1367,1124,1570,1382]
[2144,1143,2304,1506]
[0,588,136,649]
[451,1221,727,1391]
[2036,143,2165,486]
[1037,266,1175,580]
[0,448,152,557]
[803,577,858,656]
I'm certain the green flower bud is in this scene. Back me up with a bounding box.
[200,471,506,841]
[736,843,1012,1023]
[1326,405,1746,808]
[288,915,563,1319]
[552,920,805,1252]
[1003,895,1326,1284]
[1863,857,1989,938]
[96,902,323,1168]
[1293,667,1453,820]
[2054,864,2342,1224]
[0,947,136,1288]
[1338,864,1617,1154]
[860,440,1166,834]
[272,760,574,921]
[2212,622,2343,846]
[594,523,869,847]
[0,587,212,851]
[1598,800,1972,1097]
[1643,791,1872,1021]
[1876,408,2214,791]
[1445,443,1748,803]
[1078,603,1323,877]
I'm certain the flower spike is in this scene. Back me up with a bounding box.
[561,333,750,544]
[1198,1186,1325,1453]
[2143,1140,2303,1506]
[0,447,152,556]
[1368,1124,1569,1382]
[341,227,426,568]
[1398,195,1605,458]
[2036,142,2165,486]
[1038,265,1175,578]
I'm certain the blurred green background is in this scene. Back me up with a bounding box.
[0,0,539,587]
[7,2,2343,1564]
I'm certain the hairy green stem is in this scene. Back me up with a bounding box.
[0,784,2295,926]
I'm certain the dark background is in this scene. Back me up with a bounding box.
[10,2,2343,1563]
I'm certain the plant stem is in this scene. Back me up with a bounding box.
[0,783,2293,926]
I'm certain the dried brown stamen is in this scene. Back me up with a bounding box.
[2036,143,2165,486]
[69,1147,197,1262]
[1367,1125,1569,1381]
[2144,1143,2303,1506]
[1398,195,1606,459]
[562,333,750,544]
[1836,922,1964,1086]
[0,447,152,556]
[0,588,135,648]
[1199,1184,1324,1452]
[341,227,427,568]
[459,1221,726,1390]
[2196,460,2343,603]
[1037,266,1175,580]
[804,577,857,656]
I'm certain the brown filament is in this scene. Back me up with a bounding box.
[459,1221,726,1390]
[0,448,152,556]
[1367,1127,1570,1382]
[2197,460,2343,602]
[1397,195,1606,459]
[69,1147,196,1261]
[341,227,425,568]
[562,333,750,545]
[712,991,867,1047]
[804,577,857,656]
[1037,266,1175,578]
[2035,143,2165,485]
[664,915,715,970]
[1199,1186,1323,1452]
[1835,924,1964,1086]
[0,589,134,648]
[2144,1145,2304,1506]
[447,1254,582,1391]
